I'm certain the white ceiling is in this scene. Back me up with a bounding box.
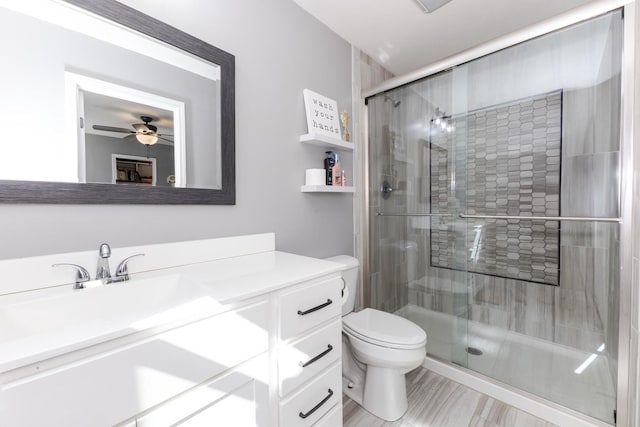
[83,91,174,144]
[293,0,600,76]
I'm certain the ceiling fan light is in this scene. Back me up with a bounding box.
[136,134,158,145]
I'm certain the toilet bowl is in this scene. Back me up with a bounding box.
[325,255,427,422]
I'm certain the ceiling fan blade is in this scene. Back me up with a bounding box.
[156,133,174,137]
[92,125,135,133]
[132,123,150,132]
[157,135,174,143]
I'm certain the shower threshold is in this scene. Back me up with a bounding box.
[396,304,615,426]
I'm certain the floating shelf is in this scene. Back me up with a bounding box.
[299,133,354,151]
[301,185,355,193]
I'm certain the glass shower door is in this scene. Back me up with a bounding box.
[367,71,471,369]
[368,8,622,424]
[426,69,471,367]
[444,10,622,423]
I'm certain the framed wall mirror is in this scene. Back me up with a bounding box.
[0,0,235,204]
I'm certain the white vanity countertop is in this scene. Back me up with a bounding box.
[0,250,343,373]
[144,250,343,304]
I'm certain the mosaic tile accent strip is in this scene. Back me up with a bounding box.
[430,91,562,286]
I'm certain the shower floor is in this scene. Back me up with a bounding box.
[396,304,616,424]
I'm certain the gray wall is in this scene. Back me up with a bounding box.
[0,0,353,260]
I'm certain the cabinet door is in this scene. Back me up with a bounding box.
[137,355,269,427]
[0,300,268,426]
[180,380,255,426]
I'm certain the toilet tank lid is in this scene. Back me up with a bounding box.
[324,255,359,269]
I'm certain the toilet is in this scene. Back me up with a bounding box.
[325,255,427,422]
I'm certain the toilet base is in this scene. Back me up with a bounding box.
[363,366,408,421]
[342,367,409,422]
[342,331,419,422]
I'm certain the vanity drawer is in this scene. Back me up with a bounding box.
[0,300,268,427]
[312,403,342,427]
[279,362,341,427]
[279,319,342,397]
[278,275,341,340]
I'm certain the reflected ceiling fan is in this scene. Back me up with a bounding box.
[92,115,173,146]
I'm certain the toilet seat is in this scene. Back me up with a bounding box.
[343,308,426,350]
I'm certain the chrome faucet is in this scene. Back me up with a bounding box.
[53,243,144,289]
[96,243,112,280]
[97,243,145,284]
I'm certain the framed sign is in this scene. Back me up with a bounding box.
[303,89,341,139]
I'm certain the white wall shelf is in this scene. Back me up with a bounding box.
[301,185,355,193]
[299,131,354,195]
[299,133,354,152]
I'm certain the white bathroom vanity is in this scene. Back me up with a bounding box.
[0,233,343,426]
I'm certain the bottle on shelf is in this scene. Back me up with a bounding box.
[324,151,338,186]
[332,154,341,186]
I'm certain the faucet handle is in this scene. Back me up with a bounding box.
[115,254,145,280]
[53,263,91,290]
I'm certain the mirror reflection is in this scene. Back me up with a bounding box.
[84,92,176,187]
[0,1,222,190]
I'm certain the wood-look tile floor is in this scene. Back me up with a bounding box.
[343,368,558,427]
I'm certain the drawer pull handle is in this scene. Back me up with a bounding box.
[297,299,332,316]
[299,344,333,368]
[298,388,333,419]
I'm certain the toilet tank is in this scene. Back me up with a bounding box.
[324,255,359,315]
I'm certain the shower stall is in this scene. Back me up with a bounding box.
[365,8,625,425]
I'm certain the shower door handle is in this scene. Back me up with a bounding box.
[459,214,621,223]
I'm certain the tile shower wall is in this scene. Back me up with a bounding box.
[354,49,409,312]
[407,77,620,356]
[430,91,562,286]
[369,115,411,313]
[355,48,395,311]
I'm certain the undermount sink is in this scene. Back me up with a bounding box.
[0,273,220,370]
